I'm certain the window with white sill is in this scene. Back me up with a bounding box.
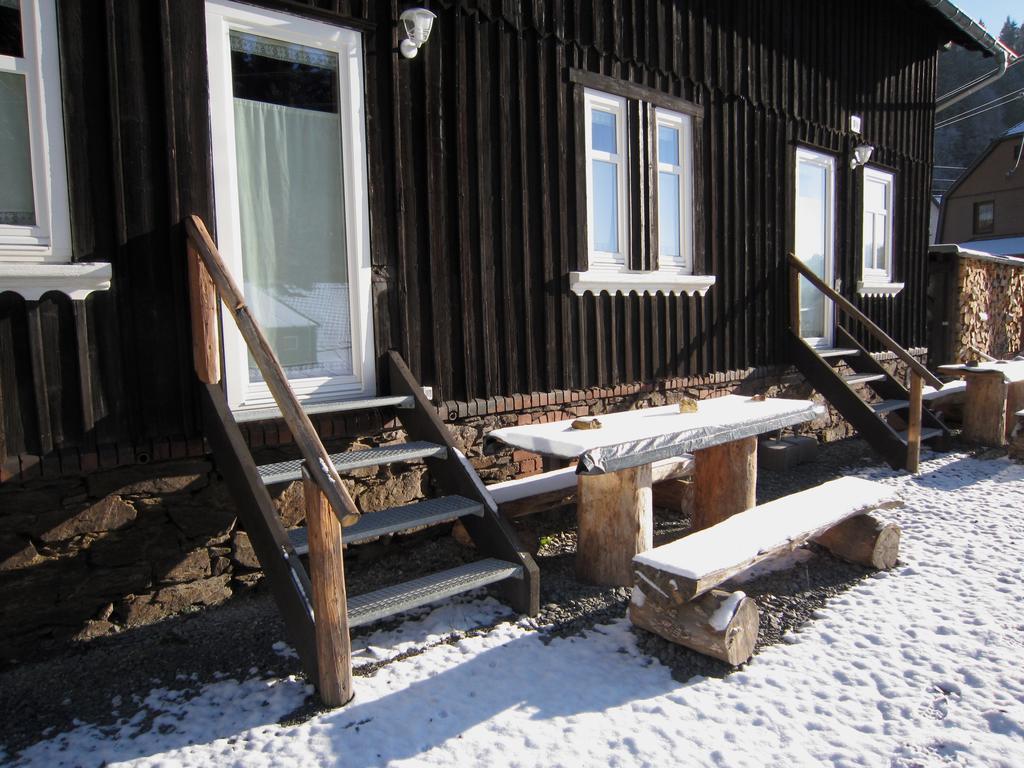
[0,0,110,299]
[571,83,713,297]
[858,166,902,297]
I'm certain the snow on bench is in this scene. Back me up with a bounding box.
[922,380,966,402]
[632,477,901,603]
[487,455,694,517]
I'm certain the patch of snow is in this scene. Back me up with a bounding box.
[630,586,645,608]
[7,452,1024,768]
[708,591,746,631]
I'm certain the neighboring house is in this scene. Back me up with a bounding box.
[938,120,1024,257]
[0,0,1009,660]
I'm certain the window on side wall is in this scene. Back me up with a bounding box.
[0,0,70,262]
[570,72,713,298]
[857,166,902,297]
[973,200,994,235]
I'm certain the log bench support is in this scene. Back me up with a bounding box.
[630,477,903,666]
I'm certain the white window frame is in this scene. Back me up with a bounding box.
[653,107,694,274]
[0,0,71,263]
[857,166,903,297]
[583,88,628,270]
[571,88,714,297]
[205,0,376,412]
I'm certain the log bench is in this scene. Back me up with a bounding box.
[486,455,695,519]
[629,477,902,665]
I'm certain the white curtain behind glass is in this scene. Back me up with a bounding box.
[233,97,352,380]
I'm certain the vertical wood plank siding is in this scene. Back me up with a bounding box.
[0,0,948,469]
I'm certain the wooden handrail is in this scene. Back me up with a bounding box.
[787,253,943,390]
[185,214,362,527]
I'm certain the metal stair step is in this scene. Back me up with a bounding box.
[347,558,523,628]
[257,441,447,485]
[288,495,484,553]
[897,427,945,444]
[843,372,886,386]
[871,399,910,415]
[235,395,414,424]
[816,348,860,359]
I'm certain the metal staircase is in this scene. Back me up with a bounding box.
[787,254,951,472]
[185,215,538,706]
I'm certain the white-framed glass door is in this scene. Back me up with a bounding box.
[793,147,836,348]
[205,0,374,412]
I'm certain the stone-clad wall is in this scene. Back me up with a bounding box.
[0,352,922,664]
[954,258,1024,361]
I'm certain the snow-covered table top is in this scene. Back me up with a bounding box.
[487,395,825,474]
[937,360,1024,383]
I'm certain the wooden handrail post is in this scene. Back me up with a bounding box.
[302,465,353,707]
[187,240,221,385]
[788,261,801,333]
[906,371,923,474]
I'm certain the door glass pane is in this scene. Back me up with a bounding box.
[0,71,35,225]
[0,0,23,59]
[591,109,616,154]
[658,171,681,257]
[865,177,886,212]
[874,215,887,270]
[658,125,679,166]
[796,161,828,340]
[862,213,875,270]
[229,31,352,383]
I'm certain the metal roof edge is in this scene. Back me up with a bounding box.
[922,0,1019,61]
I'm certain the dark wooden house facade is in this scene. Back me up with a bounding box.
[0,0,998,657]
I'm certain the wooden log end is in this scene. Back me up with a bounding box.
[630,587,759,666]
[815,513,901,570]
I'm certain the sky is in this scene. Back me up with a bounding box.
[954,0,1020,28]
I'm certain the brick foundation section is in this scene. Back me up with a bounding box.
[0,353,925,663]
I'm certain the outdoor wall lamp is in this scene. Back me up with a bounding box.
[850,143,875,170]
[399,7,436,59]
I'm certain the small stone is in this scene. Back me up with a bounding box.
[156,548,212,584]
[36,496,138,542]
[271,482,307,528]
[73,620,116,642]
[154,575,232,612]
[231,530,260,570]
[168,505,236,539]
[0,534,43,572]
[211,556,232,576]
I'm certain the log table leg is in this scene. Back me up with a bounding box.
[576,464,653,586]
[691,436,757,532]
[1005,381,1024,442]
[963,372,1009,447]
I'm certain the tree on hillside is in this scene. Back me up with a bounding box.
[933,15,1024,197]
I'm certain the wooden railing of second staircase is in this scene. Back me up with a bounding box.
[788,253,942,473]
[186,213,356,705]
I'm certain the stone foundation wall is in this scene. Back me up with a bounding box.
[954,258,1024,361]
[0,351,923,664]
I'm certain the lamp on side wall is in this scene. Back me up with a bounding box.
[399,7,436,59]
[850,143,875,170]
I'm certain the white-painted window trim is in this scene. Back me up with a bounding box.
[573,89,714,297]
[653,107,694,274]
[583,88,628,270]
[0,0,71,263]
[205,0,376,412]
[860,166,900,296]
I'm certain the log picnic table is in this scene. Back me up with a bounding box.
[486,395,825,587]
[936,360,1024,447]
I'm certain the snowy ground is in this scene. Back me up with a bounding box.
[5,450,1024,767]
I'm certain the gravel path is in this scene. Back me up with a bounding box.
[0,437,983,759]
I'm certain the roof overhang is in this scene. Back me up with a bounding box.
[919,0,1020,60]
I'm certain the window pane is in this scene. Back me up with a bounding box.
[862,213,875,270]
[658,171,681,257]
[865,178,887,212]
[658,125,679,166]
[592,159,618,253]
[0,0,23,59]
[591,109,617,154]
[230,33,352,384]
[0,71,36,226]
[874,215,887,270]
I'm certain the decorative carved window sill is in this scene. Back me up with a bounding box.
[0,262,113,300]
[856,281,904,298]
[569,270,716,297]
